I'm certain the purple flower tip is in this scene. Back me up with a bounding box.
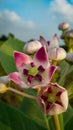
[56,91,62,97]
[46,102,52,109]
[48,87,52,93]
[47,41,50,45]
[27,75,33,83]
[23,69,28,76]
[38,65,45,72]
[41,95,47,101]
[35,74,42,82]
[30,62,35,67]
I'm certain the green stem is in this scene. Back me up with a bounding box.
[53,115,61,130]
[8,87,36,100]
[44,114,50,130]
[59,114,64,130]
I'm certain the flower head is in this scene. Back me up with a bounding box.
[8,47,57,89]
[37,83,68,115]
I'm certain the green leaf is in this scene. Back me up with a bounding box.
[0,63,6,76]
[0,41,4,47]
[0,100,46,130]
[65,116,73,130]
[58,60,70,86]
[64,71,73,88]
[64,105,73,130]
[58,60,73,86]
[0,39,24,74]
[19,97,50,129]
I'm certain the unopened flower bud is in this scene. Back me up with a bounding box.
[58,22,69,31]
[66,52,73,63]
[48,47,66,61]
[66,29,73,38]
[23,40,42,54]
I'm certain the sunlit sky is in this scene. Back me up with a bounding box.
[0,0,73,42]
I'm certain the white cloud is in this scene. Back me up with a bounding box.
[50,0,73,23]
[0,10,20,22]
[0,10,35,41]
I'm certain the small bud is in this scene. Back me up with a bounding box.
[48,47,67,61]
[66,52,73,63]
[58,22,69,31]
[0,83,8,93]
[23,40,42,54]
[66,29,73,38]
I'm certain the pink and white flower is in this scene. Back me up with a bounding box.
[39,34,66,61]
[37,83,68,115]
[8,47,57,88]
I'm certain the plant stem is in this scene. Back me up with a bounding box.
[44,114,50,130]
[53,115,61,130]
[8,87,36,100]
[59,114,64,130]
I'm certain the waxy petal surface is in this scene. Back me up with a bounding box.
[33,47,50,68]
[14,51,32,69]
[24,40,42,54]
[8,72,29,88]
[39,36,48,46]
[48,34,59,49]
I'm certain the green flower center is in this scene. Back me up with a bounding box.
[47,94,56,103]
[28,66,38,76]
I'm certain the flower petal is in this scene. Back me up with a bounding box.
[8,72,29,88]
[41,65,58,85]
[46,102,66,115]
[48,34,59,49]
[60,90,68,110]
[39,36,48,46]
[33,47,50,68]
[14,51,32,69]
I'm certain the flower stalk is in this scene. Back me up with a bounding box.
[8,87,36,100]
[53,115,61,130]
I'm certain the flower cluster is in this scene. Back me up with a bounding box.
[0,34,68,116]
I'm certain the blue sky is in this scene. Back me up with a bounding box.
[0,0,73,42]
